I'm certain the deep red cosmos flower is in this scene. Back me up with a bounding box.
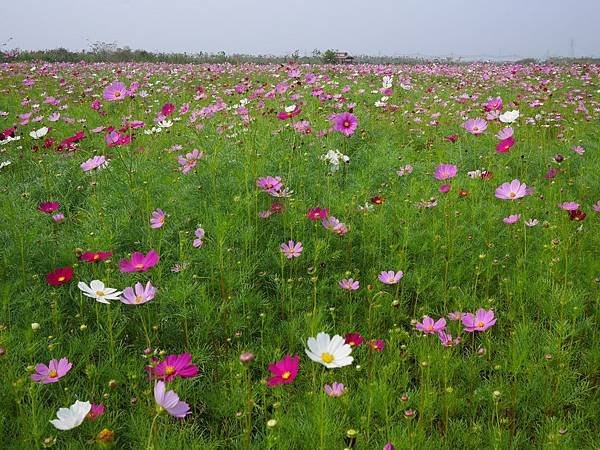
[370,196,384,205]
[569,209,586,221]
[46,267,74,286]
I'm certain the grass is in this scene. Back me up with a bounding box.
[0,61,598,449]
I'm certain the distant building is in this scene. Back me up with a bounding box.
[335,52,354,64]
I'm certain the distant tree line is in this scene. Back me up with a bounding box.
[2,42,599,65]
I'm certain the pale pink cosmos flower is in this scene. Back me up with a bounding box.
[462,118,488,135]
[447,312,465,321]
[496,127,514,140]
[378,271,404,285]
[571,146,585,155]
[154,381,190,418]
[120,281,156,305]
[339,278,359,291]
[193,228,205,248]
[256,176,283,194]
[434,164,457,180]
[177,149,203,174]
[495,179,528,200]
[81,155,107,172]
[525,219,539,227]
[415,316,446,334]
[558,202,580,211]
[31,357,72,384]
[503,214,521,224]
[592,201,600,213]
[324,382,346,397]
[103,81,128,101]
[462,308,497,332]
[280,240,303,259]
[150,209,166,229]
[52,213,65,222]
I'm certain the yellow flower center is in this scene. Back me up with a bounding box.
[282,371,291,380]
[135,296,143,303]
[165,366,176,376]
[114,91,121,97]
[93,254,100,260]
[96,291,105,297]
[476,321,485,328]
[135,263,144,269]
[48,370,58,378]
[509,192,516,198]
[343,121,350,127]
[159,217,164,222]
[321,352,334,364]
[58,276,65,282]
[388,277,395,283]
[427,325,433,331]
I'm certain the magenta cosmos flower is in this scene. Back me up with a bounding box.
[280,240,303,258]
[496,137,515,153]
[121,281,156,305]
[267,354,299,387]
[103,81,128,101]
[154,381,190,418]
[434,164,457,180]
[324,382,346,397]
[119,250,159,272]
[339,278,359,291]
[463,118,488,135]
[306,207,329,221]
[147,352,199,382]
[87,404,105,420]
[38,201,60,214]
[331,112,358,136]
[150,209,166,229]
[462,308,497,332]
[378,270,404,285]
[81,155,107,172]
[415,316,446,334]
[495,179,528,200]
[344,332,364,347]
[31,357,72,384]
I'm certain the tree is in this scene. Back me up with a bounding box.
[322,49,337,64]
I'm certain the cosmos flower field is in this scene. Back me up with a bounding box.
[0,61,599,449]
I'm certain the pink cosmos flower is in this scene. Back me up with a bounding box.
[306,207,329,221]
[439,184,451,193]
[484,97,503,112]
[339,278,359,291]
[437,331,461,347]
[87,404,105,420]
[324,382,346,397]
[592,201,600,213]
[496,127,514,140]
[31,357,72,384]
[177,149,203,174]
[256,176,283,194]
[193,228,205,248]
[277,105,301,120]
[52,214,65,222]
[415,316,446,334]
[330,112,358,136]
[154,381,190,418]
[344,333,364,347]
[447,312,465,321]
[434,164,457,180]
[80,251,112,262]
[462,118,488,135]
[91,100,102,110]
[267,354,299,387]
[545,167,558,179]
[119,250,159,272]
[147,353,199,382]
[462,308,497,332]
[378,271,404,285]
[525,219,539,227]
[571,146,585,155]
[150,209,166,229]
[81,155,107,172]
[121,281,156,305]
[495,179,528,200]
[38,201,60,214]
[503,214,521,224]
[558,202,580,211]
[496,137,515,153]
[103,81,128,101]
[280,240,303,259]
[369,339,385,352]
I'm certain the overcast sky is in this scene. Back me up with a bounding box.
[3,0,599,58]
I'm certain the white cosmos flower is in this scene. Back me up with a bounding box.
[284,104,297,113]
[50,400,91,430]
[499,110,520,123]
[77,280,122,304]
[29,127,49,139]
[305,332,353,368]
[158,120,173,128]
